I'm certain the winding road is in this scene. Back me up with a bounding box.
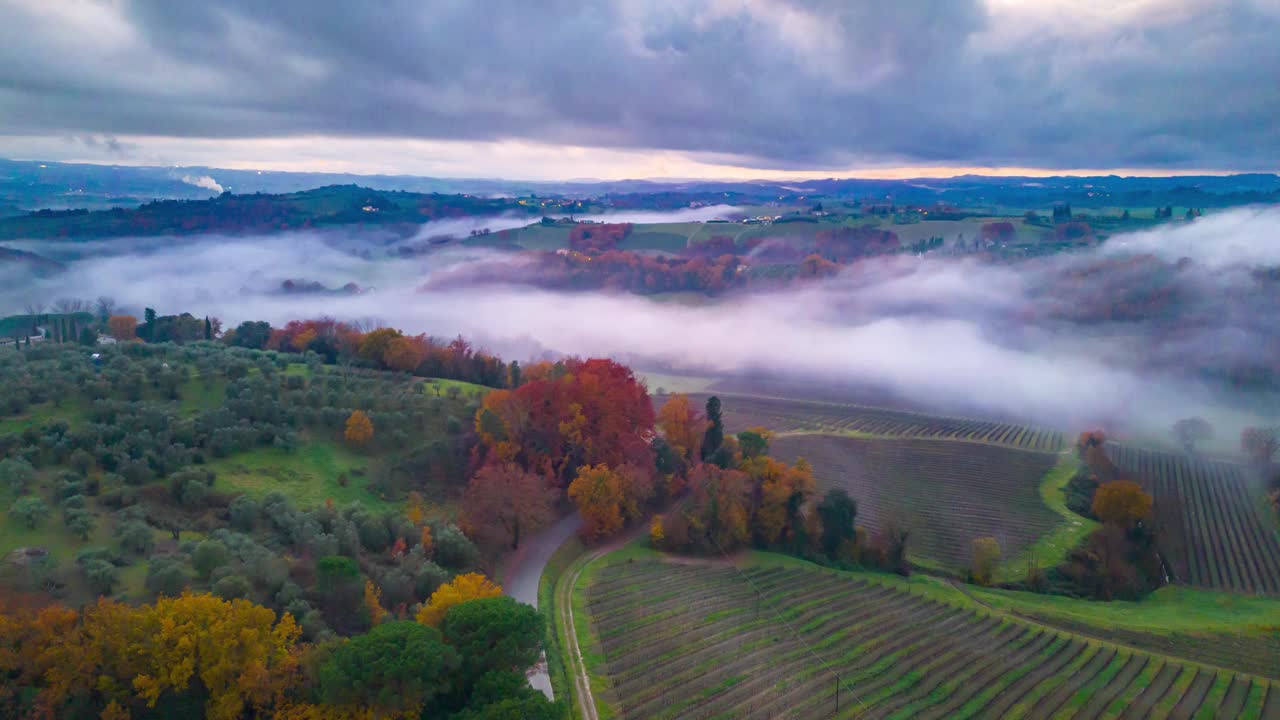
[501,512,583,700]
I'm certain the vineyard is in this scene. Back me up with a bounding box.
[583,558,1280,719]
[770,434,1060,570]
[1107,443,1280,595]
[684,394,1066,452]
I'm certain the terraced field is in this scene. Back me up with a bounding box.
[584,559,1280,719]
[688,394,1066,452]
[771,434,1060,569]
[1108,443,1280,595]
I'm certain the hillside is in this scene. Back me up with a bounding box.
[0,184,586,241]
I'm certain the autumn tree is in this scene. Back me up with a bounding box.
[474,358,655,487]
[364,580,387,626]
[741,455,815,548]
[969,537,1001,586]
[463,463,556,551]
[1092,480,1153,529]
[344,410,374,447]
[107,314,138,341]
[663,464,751,554]
[657,393,703,467]
[383,335,428,373]
[131,593,301,720]
[415,572,502,627]
[568,464,626,542]
[359,327,403,365]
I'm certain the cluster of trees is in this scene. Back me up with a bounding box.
[222,318,513,388]
[1056,431,1162,600]
[567,222,632,252]
[0,342,484,614]
[536,249,743,295]
[648,396,908,573]
[813,226,900,262]
[0,589,556,719]
[465,358,656,546]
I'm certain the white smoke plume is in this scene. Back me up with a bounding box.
[181,175,224,193]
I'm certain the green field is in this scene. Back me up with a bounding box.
[207,440,395,511]
[566,546,1280,719]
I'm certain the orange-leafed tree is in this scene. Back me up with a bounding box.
[359,327,402,366]
[1092,480,1153,529]
[107,315,137,341]
[691,463,752,552]
[463,463,556,550]
[568,464,625,542]
[344,410,374,447]
[415,572,502,627]
[363,580,387,626]
[657,393,703,466]
[742,455,816,547]
[291,328,318,353]
[419,526,434,555]
[405,491,427,526]
[383,335,428,373]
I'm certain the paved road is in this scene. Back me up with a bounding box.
[502,512,583,699]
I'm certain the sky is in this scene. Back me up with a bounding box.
[0,0,1277,180]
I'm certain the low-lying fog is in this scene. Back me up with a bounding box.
[4,206,1279,448]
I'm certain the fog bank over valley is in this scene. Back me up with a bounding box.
[4,207,1279,445]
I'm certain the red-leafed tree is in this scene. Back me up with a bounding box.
[474,358,655,488]
[462,463,556,551]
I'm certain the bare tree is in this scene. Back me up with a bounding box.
[95,296,118,322]
[23,301,46,317]
[52,298,88,314]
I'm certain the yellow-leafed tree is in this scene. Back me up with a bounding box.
[414,572,502,627]
[130,593,300,720]
[344,410,374,447]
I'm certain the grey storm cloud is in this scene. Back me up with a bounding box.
[0,0,1278,170]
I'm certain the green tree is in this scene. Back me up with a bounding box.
[146,556,190,597]
[440,596,543,689]
[0,457,36,494]
[9,495,50,528]
[213,574,251,600]
[319,621,460,713]
[117,520,156,555]
[192,539,229,579]
[817,489,858,559]
[701,396,725,465]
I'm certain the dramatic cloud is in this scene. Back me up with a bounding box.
[0,0,1277,174]
[5,208,1278,446]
